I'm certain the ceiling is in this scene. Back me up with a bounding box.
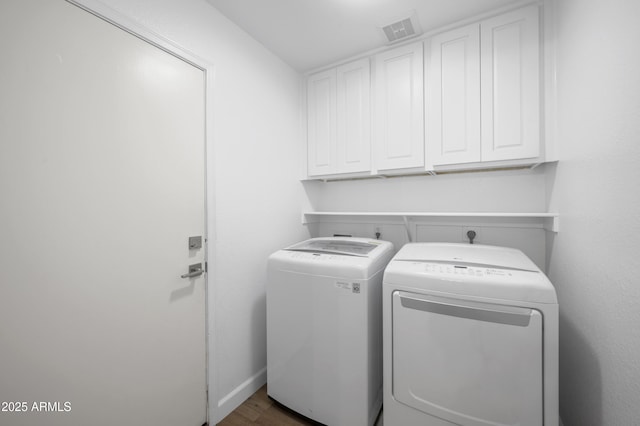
[206,0,524,71]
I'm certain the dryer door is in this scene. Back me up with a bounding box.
[392,291,543,426]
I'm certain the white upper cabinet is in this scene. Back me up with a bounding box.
[336,59,371,174]
[307,59,371,177]
[428,5,540,167]
[428,24,481,166]
[307,69,337,176]
[306,4,546,179]
[374,42,424,172]
[481,5,540,162]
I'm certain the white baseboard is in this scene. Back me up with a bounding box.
[215,367,267,423]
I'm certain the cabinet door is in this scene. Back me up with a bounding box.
[374,43,424,171]
[336,59,371,174]
[481,5,540,162]
[307,69,337,176]
[428,24,481,166]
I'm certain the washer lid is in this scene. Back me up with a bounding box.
[286,237,379,257]
[393,243,539,271]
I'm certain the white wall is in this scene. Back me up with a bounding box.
[309,168,547,212]
[547,0,640,424]
[305,167,550,267]
[88,0,308,421]
[80,1,640,424]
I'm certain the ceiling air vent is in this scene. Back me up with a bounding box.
[380,11,422,44]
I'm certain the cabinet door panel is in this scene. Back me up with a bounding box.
[429,24,481,166]
[308,70,337,176]
[337,59,371,173]
[374,43,424,171]
[481,5,540,161]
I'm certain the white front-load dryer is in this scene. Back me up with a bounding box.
[267,237,394,426]
[383,243,558,426]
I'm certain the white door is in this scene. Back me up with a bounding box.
[307,69,337,176]
[374,43,424,172]
[336,58,371,174]
[481,5,540,162]
[428,23,481,166]
[0,1,207,425]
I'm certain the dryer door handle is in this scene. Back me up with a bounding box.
[399,295,532,327]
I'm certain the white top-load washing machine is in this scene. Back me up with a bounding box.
[383,243,558,426]
[267,237,394,426]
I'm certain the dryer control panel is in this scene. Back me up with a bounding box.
[384,259,557,304]
[421,263,516,278]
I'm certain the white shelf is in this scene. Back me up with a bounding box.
[302,211,559,233]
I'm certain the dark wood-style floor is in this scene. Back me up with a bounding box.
[217,385,384,426]
[216,385,315,425]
